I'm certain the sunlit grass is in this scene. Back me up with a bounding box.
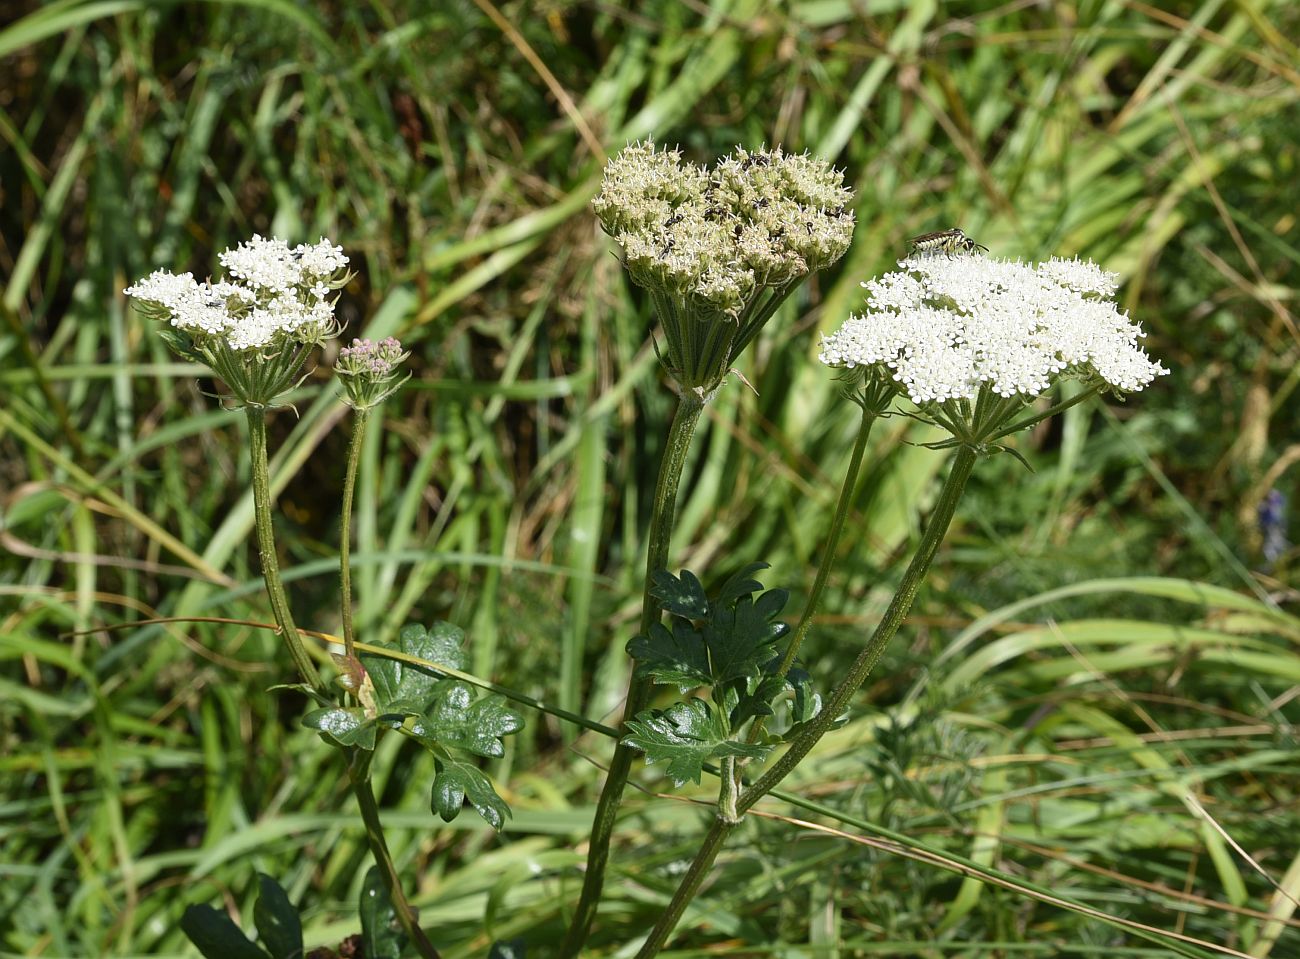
[2,0,1298,955]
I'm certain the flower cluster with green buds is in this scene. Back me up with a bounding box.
[593,142,854,395]
[820,253,1167,449]
[125,235,350,408]
[335,336,411,410]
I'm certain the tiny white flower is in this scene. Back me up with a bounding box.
[126,233,352,406]
[820,254,1166,409]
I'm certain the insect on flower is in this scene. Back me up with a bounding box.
[908,228,989,257]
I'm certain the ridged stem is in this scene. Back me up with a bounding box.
[245,408,324,692]
[633,446,979,958]
[347,753,442,959]
[340,406,370,661]
[560,394,706,957]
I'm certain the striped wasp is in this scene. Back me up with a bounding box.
[908,228,989,257]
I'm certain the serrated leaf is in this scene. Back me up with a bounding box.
[788,666,822,726]
[359,866,407,959]
[704,591,790,685]
[431,754,511,830]
[730,672,783,729]
[301,707,378,750]
[254,874,303,959]
[623,699,768,786]
[362,621,465,713]
[649,568,710,619]
[180,904,269,959]
[412,684,522,759]
[715,561,770,605]
[627,621,712,691]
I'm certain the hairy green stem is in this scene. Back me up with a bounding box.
[634,446,979,958]
[340,407,370,661]
[246,408,324,692]
[347,753,442,959]
[561,394,705,958]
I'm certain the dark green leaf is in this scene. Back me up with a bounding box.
[714,561,770,605]
[431,754,511,830]
[704,590,789,685]
[649,568,709,619]
[412,684,522,759]
[730,672,783,729]
[788,666,822,726]
[627,621,711,691]
[301,707,378,750]
[254,874,303,959]
[623,699,768,786]
[362,621,465,713]
[180,904,269,959]
[359,866,408,959]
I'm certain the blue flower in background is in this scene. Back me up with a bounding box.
[1258,488,1289,566]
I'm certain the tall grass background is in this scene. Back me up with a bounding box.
[1,0,1298,956]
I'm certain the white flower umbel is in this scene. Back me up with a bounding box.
[125,235,350,408]
[819,253,1167,449]
[593,142,855,395]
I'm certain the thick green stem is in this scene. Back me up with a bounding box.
[347,753,442,959]
[246,408,324,692]
[634,446,979,958]
[340,407,370,661]
[560,394,705,958]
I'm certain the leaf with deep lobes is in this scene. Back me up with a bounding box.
[649,568,710,619]
[412,682,522,759]
[430,753,511,830]
[714,561,770,605]
[362,621,466,712]
[301,707,378,750]
[623,699,768,786]
[627,621,712,691]
[704,589,790,685]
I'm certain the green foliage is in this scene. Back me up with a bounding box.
[4,0,1300,955]
[304,622,521,829]
[360,867,408,959]
[181,874,301,959]
[625,564,818,785]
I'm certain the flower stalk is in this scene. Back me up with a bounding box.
[634,445,979,958]
[339,406,370,662]
[347,750,442,959]
[246,407,324,692]
[561,392,705,957]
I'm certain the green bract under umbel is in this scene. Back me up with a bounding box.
[124,235,351,409]
[593,142,855,395]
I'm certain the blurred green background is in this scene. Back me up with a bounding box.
[2,0,1298,956]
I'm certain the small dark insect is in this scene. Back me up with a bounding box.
[740,153,770,170]
[908,228,989,257]
[752,197,769,210]
[704,205,726,220]
[664,212,683,227]
[659,237,675,256]
[733,223,744,238]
